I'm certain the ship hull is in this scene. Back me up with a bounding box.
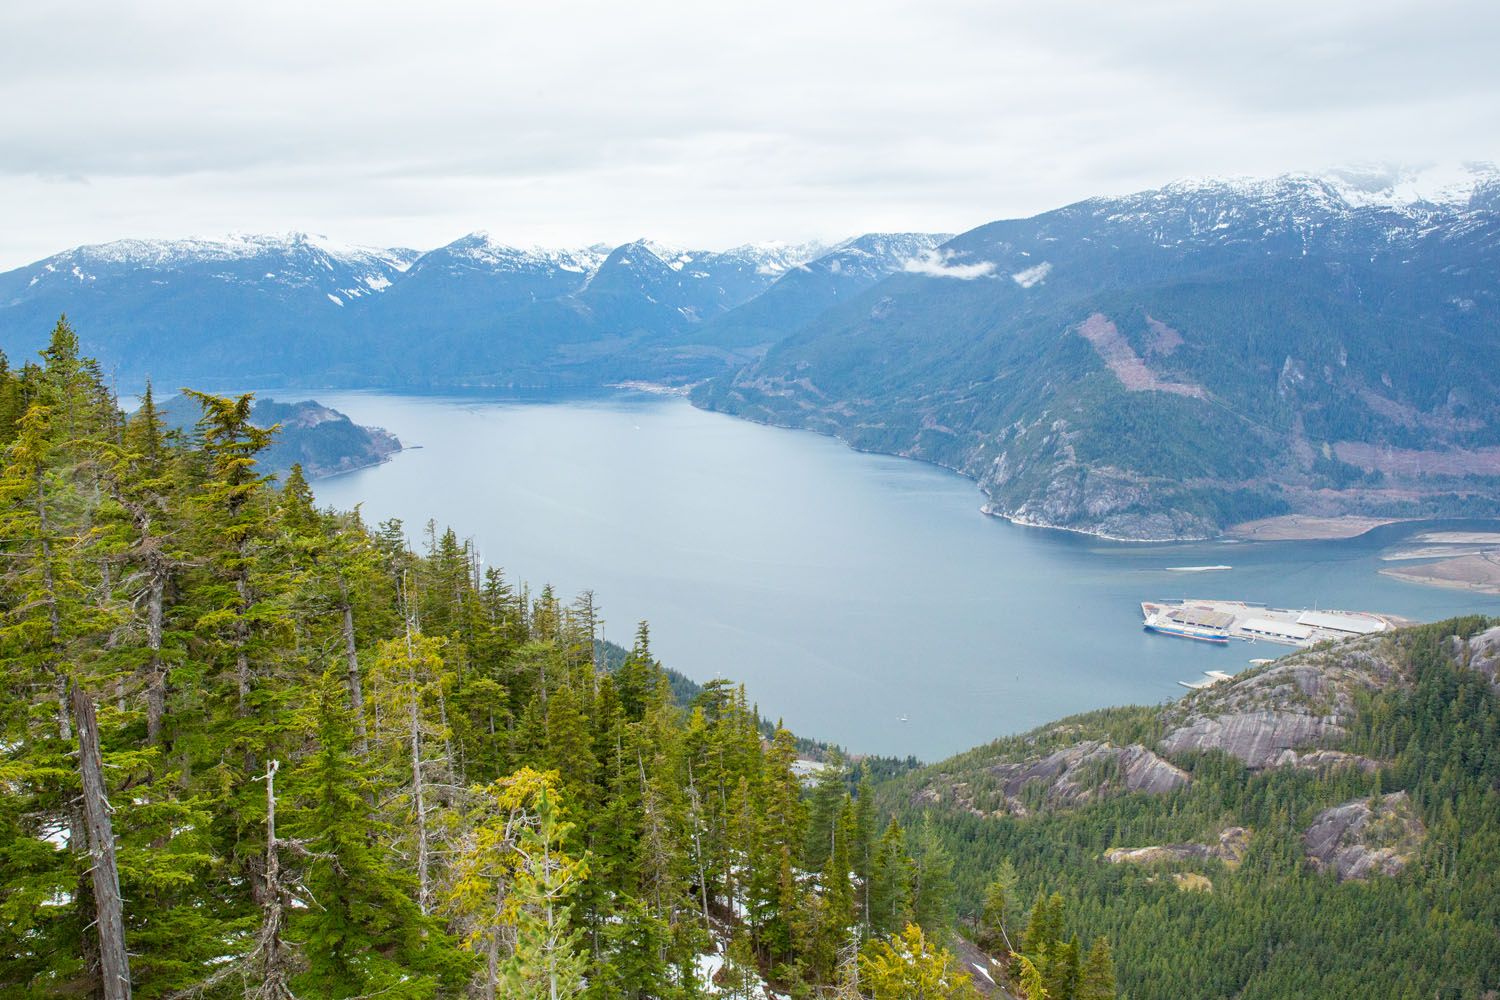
[1143,623,1230,644]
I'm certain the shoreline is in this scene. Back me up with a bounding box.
[1379,565,1500,596]
[1224,515,1408,542]
[980,504,1215,544]
[1378,549,1500,595]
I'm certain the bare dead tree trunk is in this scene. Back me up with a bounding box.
[72,688,132,1000]
[235,571,252,716]
[145,572,166,744]
[686,762,711,930]
[37,466,71,742]
[397,571,433,914]
[410,689,431,916]
[339,590,368,753]
[257,760,296,1000]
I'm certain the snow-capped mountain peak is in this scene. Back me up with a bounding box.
[437,232,610,276]
[1321,162,1500,210]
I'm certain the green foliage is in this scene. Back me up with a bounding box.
[858,924,982,1000]
[0,323,939,999]
[879,618,1500,1000]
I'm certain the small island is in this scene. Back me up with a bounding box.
[157,394,402,479]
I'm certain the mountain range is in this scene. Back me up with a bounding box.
[0,230,944,388]
[700,164,1500,538]
[3,163,1498,538]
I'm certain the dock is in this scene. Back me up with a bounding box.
[1178,669,1235,690]
[1142,599,1401,648]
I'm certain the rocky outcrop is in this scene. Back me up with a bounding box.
[1105,826,1250,868]
[1159,639,1406,768]
[1303,791,1426,880]
[1462,624,1500,690]
[1160,710,1343,770]
[984,740,1189,813]
[1273,749,1382,773]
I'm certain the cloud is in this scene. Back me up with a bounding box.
[1011,262,1052,287]
[903,249,996,280]
[0,1,1497,267]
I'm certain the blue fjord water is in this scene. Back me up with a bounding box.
[307,389,1500,760]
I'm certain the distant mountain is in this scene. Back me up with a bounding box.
[696,165,1500,539]
[155,394,401,478]
[0,234,420,385]
[0,232,851,388]
[682,233,952,354]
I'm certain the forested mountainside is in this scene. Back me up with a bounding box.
[7,321,1500,999]
[153,394,402,479]
[881,618,1500,999]
[697,167,1500,539]
[0,233,938,391]
[0,322,1023,999]
[680,234,950,355]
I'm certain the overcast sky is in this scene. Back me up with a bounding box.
[1,0,1496,268]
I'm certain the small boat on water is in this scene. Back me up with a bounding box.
[1166,565,1233,573]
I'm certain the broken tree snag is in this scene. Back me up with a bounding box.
[72,686,133,1000]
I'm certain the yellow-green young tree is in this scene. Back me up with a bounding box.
[448,767,589,1000]
[858,923,983,1000]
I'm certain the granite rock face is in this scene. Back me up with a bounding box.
[1105,826,1250,868]
[1159,639,1405,769]
[1303,791,1426,880]
[1273,749,1382,773]
[1463,624,1500,690]
[1160,710,1342,770]
[984,740,1190,812]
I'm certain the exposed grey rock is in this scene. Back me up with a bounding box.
[1303,791,1425,880]
[1159,638,1406,769]
[1161,710,1343,770]
[1105,826,1250,867]
[1274,749,1383,773]
[1463,624,1500,690]
[985,740,1189,812]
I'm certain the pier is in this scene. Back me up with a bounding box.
[1142,599,1402,648]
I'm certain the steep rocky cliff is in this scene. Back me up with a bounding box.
[1157,640,1406,768]
[1303,791,1426,880]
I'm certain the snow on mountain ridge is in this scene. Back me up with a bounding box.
[440,232,610,274]
[1132,164,1500,218]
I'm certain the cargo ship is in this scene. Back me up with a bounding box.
[1140,600,1401,647]
[1141,603,1232,644]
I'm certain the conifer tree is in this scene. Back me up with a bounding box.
[979,861,1020,953]
[290,672,465,998]
[1077,937,1116,1000]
